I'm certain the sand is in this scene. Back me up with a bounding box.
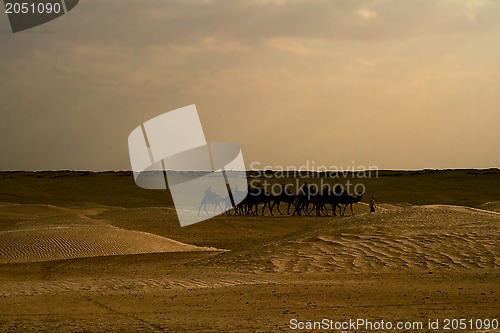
[0,171,498,332]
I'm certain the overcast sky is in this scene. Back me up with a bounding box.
[1,0,499,171]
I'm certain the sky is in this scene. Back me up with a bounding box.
[0,0,499,171]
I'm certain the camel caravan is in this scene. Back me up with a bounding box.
[198,182,364,217]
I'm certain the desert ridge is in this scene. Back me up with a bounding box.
[0,203,223,264]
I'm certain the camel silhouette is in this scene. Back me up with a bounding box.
[235,184,274,216]
[292,182,316,216]
[338,192,364,216]
[270,184,297,215]
[198,187,224,215]
[252,184,275,216]
[224,186,247,216]
[224,182,364,217]
[308,185,342,217]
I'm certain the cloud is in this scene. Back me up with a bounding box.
[357,9,378,20]
[262,38,311,55]
[0,0,499,170]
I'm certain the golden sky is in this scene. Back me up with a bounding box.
[1,0,499,170]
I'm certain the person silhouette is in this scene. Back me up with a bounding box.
[204,186,216,199]
[369,196,376,212]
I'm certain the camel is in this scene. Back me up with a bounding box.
[308,184,361,216]
[235,185,258,215]
[252,184,275,216]
[236,184,275,216]
[225,186,247,216]
[309,185,340,217]
[292,182,317,216]
[338,192,364,216]
[197,183,364,217]
[270,184,297,215]
[328,184,344,216]
[198,187,224,215]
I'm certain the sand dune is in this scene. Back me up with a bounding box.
[0,212,221,264]
[478,200,500,213]
[0,202,114,222]
[1,202,497,271]
[0,202,498,332]
[209,205,500,273]
[0,171,499,333]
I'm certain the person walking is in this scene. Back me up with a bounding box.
[369,196,376,213]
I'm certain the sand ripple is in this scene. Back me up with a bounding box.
[0,221,220,264]
[210,205,500,273]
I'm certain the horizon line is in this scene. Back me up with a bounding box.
[0,168,499,173]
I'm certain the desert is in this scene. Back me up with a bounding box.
[0,170,498,332]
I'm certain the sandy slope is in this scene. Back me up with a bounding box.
[205,205,500,274]
[478,201,500,213]
[0,199,498,332]
[0,204,221,264]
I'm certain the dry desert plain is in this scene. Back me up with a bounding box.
[0,169,499,332]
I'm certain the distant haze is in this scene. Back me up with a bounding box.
[1,0,499,171]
